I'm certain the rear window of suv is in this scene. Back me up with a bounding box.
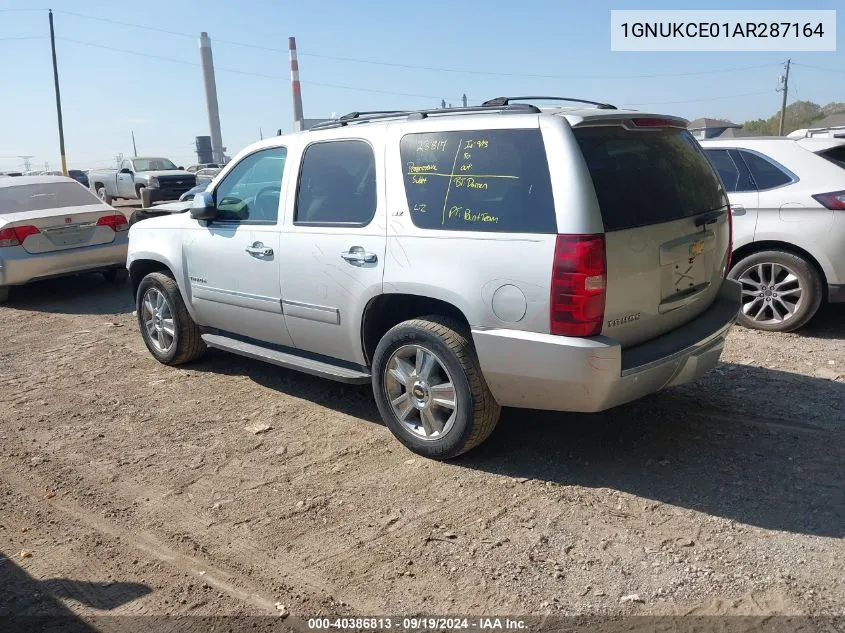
[399,130,556,233]
[574,126,727,232]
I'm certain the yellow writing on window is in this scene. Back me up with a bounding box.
[407,162,438,173]
[416,139,448,152]
[412,175,428,184]
[446,205,499,224]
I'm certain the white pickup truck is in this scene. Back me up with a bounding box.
[88,157,196,212]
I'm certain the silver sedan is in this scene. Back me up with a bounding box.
[0,176,130,302]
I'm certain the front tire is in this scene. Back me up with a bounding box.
[136,272,206,365]
[139,187,152,209]
[96,186,114,205]
[728,250,823,332]
[372,316,500,460]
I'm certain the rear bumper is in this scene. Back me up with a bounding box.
[829,284,845,304]
[472,279,741,413]
[0,237,128,287]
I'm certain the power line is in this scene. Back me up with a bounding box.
[56,37,460,101]
[622,89,774,107]
[0,36,46,41]
[50,9,782,80]
[791,62,845,75]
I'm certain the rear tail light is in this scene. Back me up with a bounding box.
[812,190,845,210]
[0,225,40,247]
[550,234,607,337]
[97,214,129,232]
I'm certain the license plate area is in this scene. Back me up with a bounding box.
[42,223,96,247]
[658,232,715,312]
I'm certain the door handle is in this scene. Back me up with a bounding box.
[341,246,377,264]
[731,205,746,215]
[245,242,273,257]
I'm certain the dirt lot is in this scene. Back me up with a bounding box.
[1,274,843,625]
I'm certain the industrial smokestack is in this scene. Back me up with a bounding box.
[199,32,224,164]
[289,37,304,132]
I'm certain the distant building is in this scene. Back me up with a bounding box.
[687,118,741,140]
[787,113,845,139]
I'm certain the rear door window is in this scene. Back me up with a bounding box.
[737,150,794,190]
[399,130,556,233]
[574,126,726,232]
[704,149,755,192]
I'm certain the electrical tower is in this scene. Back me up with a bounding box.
[18,156,33,172]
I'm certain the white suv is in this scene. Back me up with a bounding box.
[127,98,740,459]
[700,137,845,332]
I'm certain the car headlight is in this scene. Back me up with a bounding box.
[148,177,159,187]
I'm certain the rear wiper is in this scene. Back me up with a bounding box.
[695,209,725,227]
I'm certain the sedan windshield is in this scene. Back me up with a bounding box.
[133,158,178,171]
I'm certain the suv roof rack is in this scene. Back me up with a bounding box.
[482,96,617,110]
[308,103,541,131]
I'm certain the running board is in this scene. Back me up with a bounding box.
[200,334,372,385]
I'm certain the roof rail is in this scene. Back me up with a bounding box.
[482,96,617,110]
[308,103,541,131]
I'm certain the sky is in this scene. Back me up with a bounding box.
[0,0,843,172]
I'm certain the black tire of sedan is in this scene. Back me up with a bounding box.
[136,272,206,365]
[372,316,501,460]
[728,250,823,333]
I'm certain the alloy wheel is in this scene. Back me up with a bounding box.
[737,262,803,325]
[384,344,458,440]
[141,287,175,353]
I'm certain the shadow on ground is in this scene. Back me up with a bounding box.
[798,303,845,340]
[2,274,133,316]
[0,553,151,628]
[194,352,844,538]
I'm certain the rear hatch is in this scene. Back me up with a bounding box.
[0,181,126,254]
[572,117,730,347]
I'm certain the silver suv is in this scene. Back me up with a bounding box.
[127,97,740,459]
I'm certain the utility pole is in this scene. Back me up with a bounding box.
[131,130,137,156]
[777,59,791,136]
[259,127,263,140]
[48,10,68,176]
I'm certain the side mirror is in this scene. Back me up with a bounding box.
[119,168,132,175]
[177,166,184,170]
[190,191,217,220]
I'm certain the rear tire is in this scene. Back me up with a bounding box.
[103,268,128,284]
[96,186,114,205]
[139,187,152,209]
[0,286,9,303]
[136,272,206,365]
[372,316,500,460]
[728,250,823,332]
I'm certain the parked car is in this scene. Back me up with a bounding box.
[88,157,196,211]
[127,98,739,459]
[195,167,221,186]
[179,183,208,202]
[0,176,130,302]
[700,137,845,332]
[187,163,220,173]
[68,169,89,188]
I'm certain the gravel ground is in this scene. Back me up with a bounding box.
[1,273,843,624]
